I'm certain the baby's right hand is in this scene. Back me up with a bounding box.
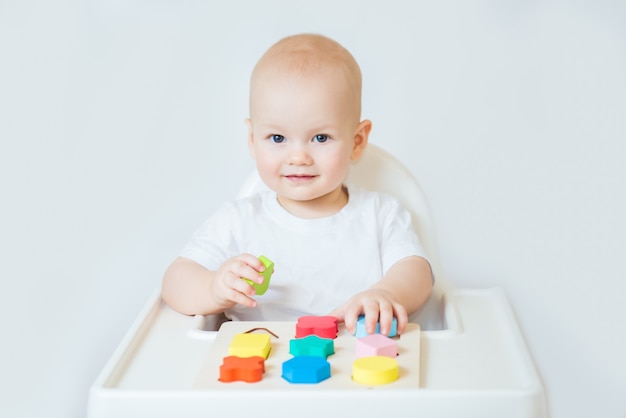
[209,254,266,311]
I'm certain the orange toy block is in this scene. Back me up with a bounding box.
[219,356,265,383]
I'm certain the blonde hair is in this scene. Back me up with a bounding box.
[250,34,363,118]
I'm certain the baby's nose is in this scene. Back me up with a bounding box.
[287,145,313,165]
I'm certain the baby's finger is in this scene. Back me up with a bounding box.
[362,300,381,334]
[342,305,361,334]
[238,254,266,273]
[327,307,345,323]
[224,285,257,308]
[231,259,264,285]
[378,304,394,336]
[393,303,408,334]
[226,270,260,302]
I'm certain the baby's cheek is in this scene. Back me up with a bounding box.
[255,158,279,179]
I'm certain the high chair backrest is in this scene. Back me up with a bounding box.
[237,143,447,329]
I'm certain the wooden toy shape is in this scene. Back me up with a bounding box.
[282,356,331,384]
[289,335,335,359]
[228,333,271,359]
[355,334,398,358]
[354,315,398,337]
[219,356,265,383]
[352,356,399,386]
[295,316,339,339]
[243,255,274,295]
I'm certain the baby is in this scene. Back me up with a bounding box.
[161,33,432,336]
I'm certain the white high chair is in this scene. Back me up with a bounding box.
[88,144,548,418]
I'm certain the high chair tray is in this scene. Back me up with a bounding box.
[88,288,547,418]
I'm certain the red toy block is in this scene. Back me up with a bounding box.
[295,316,339,339]
[219,356,265,383]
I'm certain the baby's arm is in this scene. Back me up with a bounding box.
[161,254,267,316]
[329,256,432,335]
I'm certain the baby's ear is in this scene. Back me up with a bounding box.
[245,118,256,159]
[350,119,372,161]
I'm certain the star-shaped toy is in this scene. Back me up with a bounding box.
[289,335,335,358]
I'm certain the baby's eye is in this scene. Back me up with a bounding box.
[313,134,329,143]
[270,134,285,143]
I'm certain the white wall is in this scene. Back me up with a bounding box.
[1,1,624,417]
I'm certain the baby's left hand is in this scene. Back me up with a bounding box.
[328,289,408,336]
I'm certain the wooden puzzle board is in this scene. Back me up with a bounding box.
[194,321,420,390]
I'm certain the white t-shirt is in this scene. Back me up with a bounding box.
[180,183,427,321]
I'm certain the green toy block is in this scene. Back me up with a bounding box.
[243,255,274,295]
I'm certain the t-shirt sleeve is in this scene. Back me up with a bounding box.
[379,195,430,275]
[179,203,239,271]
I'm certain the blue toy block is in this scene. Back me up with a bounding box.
[354,315,397,338]
[281,356,331,384]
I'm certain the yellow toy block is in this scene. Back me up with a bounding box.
[352,356,399,386]
[228,333,271,359]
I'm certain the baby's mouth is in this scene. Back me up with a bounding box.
[284,174,317,182]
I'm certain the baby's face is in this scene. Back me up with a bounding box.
[248,68,362,215]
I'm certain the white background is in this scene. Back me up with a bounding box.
[1,1,624,417]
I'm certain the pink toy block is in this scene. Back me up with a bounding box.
[355,334,398,358]
[295,316,338,339]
